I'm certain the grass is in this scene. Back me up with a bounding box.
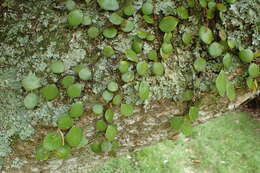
[91,112,260,173]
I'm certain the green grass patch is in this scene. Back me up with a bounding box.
[91,112,260,173]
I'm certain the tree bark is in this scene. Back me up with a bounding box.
[0,0,259,172]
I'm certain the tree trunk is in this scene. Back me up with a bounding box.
[0,0,259,172]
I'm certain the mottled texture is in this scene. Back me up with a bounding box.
[0,0,259,172]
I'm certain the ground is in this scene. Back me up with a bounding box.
[92,112,260,173]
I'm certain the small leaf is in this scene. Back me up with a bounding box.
[125,49,138,62]
[101,141,113,152]
[118,61,130,73]
[65,126,83,147]
[170,116,184,130]
[121,71,135,83]
[112,95,122,105]
[215,70,227,97]
[67,83,82,99]
[248,63,260,78]
[90,142,102,153]
[50,61,65,74]
[159,16,179,33]
[105,125,117,141]
[226,82,236,101]
[22,73,41,91]
[105,108,114,123]
[208,42,223,57]
[97,0,119,11]
[67,9,83,27]
[189,106,199,121]
[199,26,214,44]
[102,90,114,103]
[55,145,71,159]
[239,49,254,63]
[107,81,118,92]
[41,84,59,101]
[194,57,206,72]
[180,122,193,136]
[120,104,134,116]
[58,114,74,130]
[103,27,117,38]
[24,93,38,109]
[96,120,107,131]
[136,61,149,76]
[138,81,150,101]
[79,67,92,80]
[69,102,84,118]
[223,53,232,68]
[109,13,123,25]
[152,62,164,76]
[92,104,104,115]
[43,132,63,151]
[61,75,75,88]
[35,145,50,160]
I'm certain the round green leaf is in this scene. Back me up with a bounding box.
[189,106,199,121]
[142,2,153,15]
[105,108,114,123]
[90,142,102,153]
[61,75,75,88]
[118,61,130,73]
[223,53,232,68]
[58,114,74,130]
[120,104,134,116]
[177,6,189,19]
[24,93,38,109]
[67,83,82,99]
[105,125,117,141]
[152,62,164,76]
[87,26,100,39]
[120,20,134,33]
[136,61,149,76]
[143,15,154,24]
[107,81,118,92]
[79,67,92,80]
[96,120,107,131]
[159,16,179,33]
[180,90,193,101]
[246,77,256,90]
[50,61,64,74]
[248,63,260,78]
[194,57,206,72]
[125,49,138,62]
[41,84,59,101]
[65,0,76,11]
[239,49,254,63]
[138,81,150,101]
[123,5,135,16]
[109,13,123,25]
[67,9,83,27]
[69,102,84,118]
[112,95,122,105]
[103,46,115,57]
[102,90,114,103]
[170,116,184,130]
[180,122,193,136]
[22,73,41,91]
[43,132,62,151]
[132,37,143,54]
[82,14,92,25]
[35,145,50,161]
[121,71,135,82]
[65,126,83,147]
[208,42,223,57]
[147,50,158,61]
[101,141,112,152]
[199,26,214,44]
[226,82,236,101]
[103,27,117,38]
[182,32,192,45]
[215,70,227,97]
[92,104,103,115]
[55,145,71,159]
[97,0,119,11]
[161,43,173,54]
